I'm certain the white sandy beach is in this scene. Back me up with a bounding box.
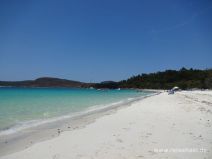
[1,91,212,159]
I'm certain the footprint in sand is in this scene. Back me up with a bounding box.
[122,127,130,131]
[129,122,135,125]
[52,154,60,159]
[136,155,144,158]
[145,133,152,138]
[76,154,85,159]
[205,122,211,127]
[206,109,212,114]
[148,150,157,155]
[113,133,121,137]
[199,107,206,112]
[116,138,123,143]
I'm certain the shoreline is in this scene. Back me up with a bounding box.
[1,90,211,159]
[0,91,159,157]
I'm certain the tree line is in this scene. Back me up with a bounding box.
[94,68,212,90]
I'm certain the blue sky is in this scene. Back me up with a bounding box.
[0,0,212,82]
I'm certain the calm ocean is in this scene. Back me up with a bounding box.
[0,87,152,135]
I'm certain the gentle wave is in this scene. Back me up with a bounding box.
[0,91,158,137]
[0,96,142,136]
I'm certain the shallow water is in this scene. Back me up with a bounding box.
[0,87,152,135]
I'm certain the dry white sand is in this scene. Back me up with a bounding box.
[1,91,212,159]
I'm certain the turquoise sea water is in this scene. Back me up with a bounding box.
[0,87,152,135]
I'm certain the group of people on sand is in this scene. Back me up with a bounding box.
[168,86,180,95]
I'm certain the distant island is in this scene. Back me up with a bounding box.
[0,77,92,88]
[0,68,212,90]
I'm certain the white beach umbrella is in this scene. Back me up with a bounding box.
[172,86,179,90]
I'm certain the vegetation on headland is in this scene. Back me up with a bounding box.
[0,77,91,88]
[0,68,212,90]
[94,68,212,90]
